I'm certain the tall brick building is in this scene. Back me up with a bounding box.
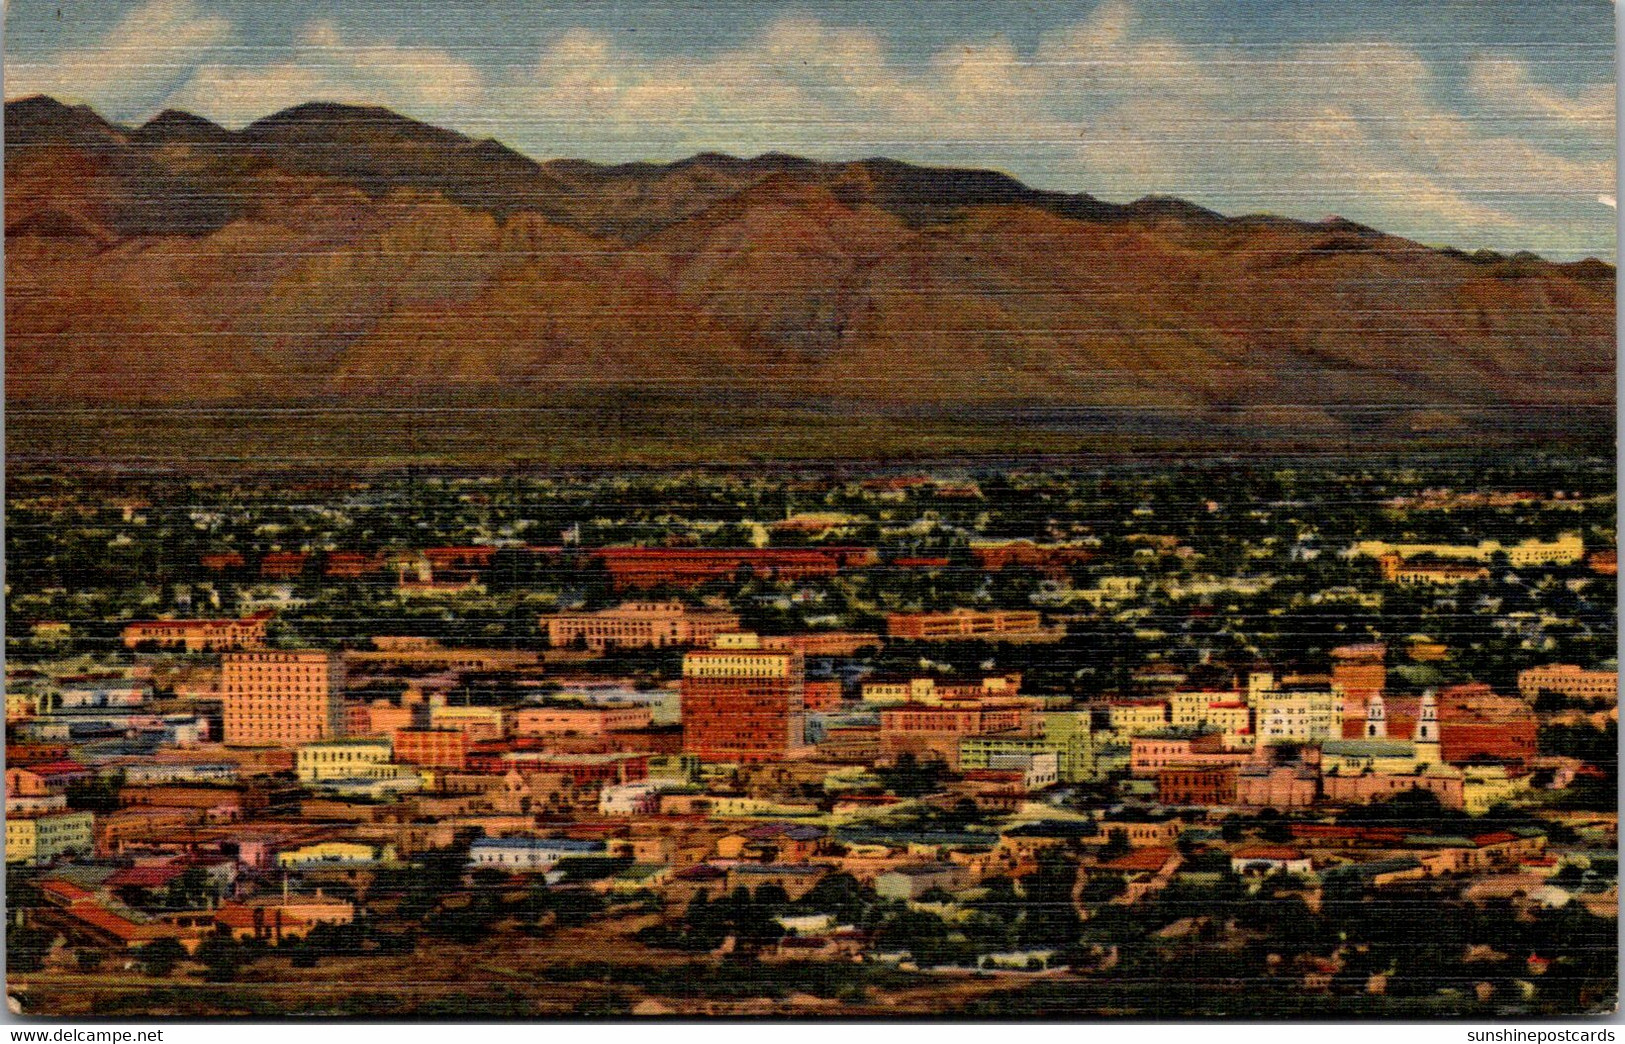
[680,638,806,762]
[1330,643,1386,701]
[222,650,343,747]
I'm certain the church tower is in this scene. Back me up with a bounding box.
[1413,690,1441,765]
[1364,694,1387,738]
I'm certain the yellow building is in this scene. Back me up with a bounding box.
[1461,766,1534,815]
[1167,692,1247,731]
[6,691,41,723]
[275,841,397,867]
[861,674,1021,706]
[863,678,939,705]
[296,739,395,783]
[1253,686,1342,744]
[1107,703,1170,740]
[1205,702,1252,741]
[1351,533,1584,567]
[6,810,95,864]
[428,705,507,740]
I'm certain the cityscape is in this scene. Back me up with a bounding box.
[3,0,1616,1026]
[4,458,1616,1016]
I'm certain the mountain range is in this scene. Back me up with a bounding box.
[5,95,1615,465]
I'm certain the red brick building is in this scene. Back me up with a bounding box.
[969,541,1094,577]
[392,728,469,771]
[323,552,387,579]
[878,703,1033,769]
[592,547,877,590]
[259,552,311,580]
[1331,643,1386,702]
[1341,685,1537,766]
[1436,685,1539,766]
[424,546,498,572]
[802,680,844,712]
[680,645,807,762]
[1156,764,1239,805]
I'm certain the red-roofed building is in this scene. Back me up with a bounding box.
[200,552,246,572]
[591,546,877,590]
[1099,846,1183,875]
[259,552,311,579]
[122,611,273,652]
[105,864,189,891]
[424,546,498,572]
[323,552,388,579]
[1231,845,1312,875]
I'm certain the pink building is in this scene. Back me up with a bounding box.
[1235,763,1320,809]
[513,706,653,736]
[1321,771,1464,810]
[1130,734,1254,777]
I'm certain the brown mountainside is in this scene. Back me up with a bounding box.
[5,96,1614,462]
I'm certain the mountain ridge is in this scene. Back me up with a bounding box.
[5,95,1614,462]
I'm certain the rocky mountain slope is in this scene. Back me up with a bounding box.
[6,96,1614,462]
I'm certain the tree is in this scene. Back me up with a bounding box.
[877,753,943,798]
[1017,852,1082,947]
[139,937,186,977]
[796,873,874,923]
[164,868,212,910]
[5,916,51,975]
[196,935,244,982]
[1100,829,1131,862]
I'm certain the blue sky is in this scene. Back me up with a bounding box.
[5,0,1616,259]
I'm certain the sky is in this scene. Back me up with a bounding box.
[4,0,1617,259]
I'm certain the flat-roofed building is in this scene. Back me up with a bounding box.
[428,705,506,741]
[343,642,541,672]
[592,547,877,590]
[880,703,1033,769]
[296,739,394,783]
[122,611,273,652]
[6,809,94,864]
[222,650,343,747]
[759,633,881,657]
[513,706,653,736]
[541,601,740,650]
[885,609,1051,641]
[1156,764,1238,806]
[392,728,468,771]
[1330,643,1387,706]
[1378,555,1492,585]
[681,638,806,762]
[1351,533,1584,567]
[1130,733,1253,777]
[1518,664,1618,704]
[862,673,1023,706]
[1254,684,1342,744]
[1106,701,1170,739]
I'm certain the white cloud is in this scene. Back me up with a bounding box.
[166,19,485,125]
[1468,57,1615,125]
[5,0,229,109]
[480,7,1611,252]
